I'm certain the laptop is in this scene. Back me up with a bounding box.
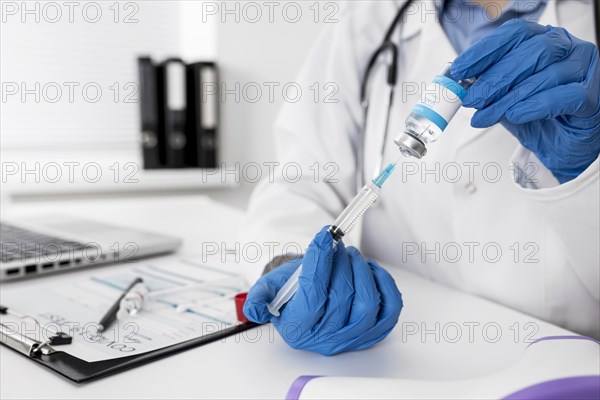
[0,215,182,281]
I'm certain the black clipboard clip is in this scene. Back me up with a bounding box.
[0,305,73,357]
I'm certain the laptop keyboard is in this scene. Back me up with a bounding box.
[1,223,89,264]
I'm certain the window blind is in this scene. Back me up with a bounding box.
[1,1,185,151]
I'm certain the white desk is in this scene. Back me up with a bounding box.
[0,196,573,399]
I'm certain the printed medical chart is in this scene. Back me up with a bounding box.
[0,257,250,362]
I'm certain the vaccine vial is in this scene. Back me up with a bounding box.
[395,62,475,158]
[116,282,149,321]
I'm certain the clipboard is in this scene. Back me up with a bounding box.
[0,256,262,384]
[1,320,257,383]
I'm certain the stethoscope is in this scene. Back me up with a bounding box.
[357,0,600,191]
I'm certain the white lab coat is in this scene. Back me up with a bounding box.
[239,0,600,338]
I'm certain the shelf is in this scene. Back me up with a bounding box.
[3,168,236,198]
[1,151,236,199]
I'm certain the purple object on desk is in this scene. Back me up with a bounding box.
[502,376,600,400]
[285,335,600,400]
[527,335,600,347]
[286,376,321,400]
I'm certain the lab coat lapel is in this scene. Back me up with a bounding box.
[361,0,423,183]
[403,0,456,87]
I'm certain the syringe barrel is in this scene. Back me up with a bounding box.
[266,265,302,317]
[329,183,381,242]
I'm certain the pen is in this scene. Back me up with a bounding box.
[0,305,26,319]
[1,305,13,316]
[97,277,143,332]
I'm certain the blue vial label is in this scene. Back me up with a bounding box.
[411,104,448,131]
[431,76,467,100]
[410,75,465,132]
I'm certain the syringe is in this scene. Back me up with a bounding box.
[266,162,397,317]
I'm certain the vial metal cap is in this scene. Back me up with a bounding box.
[394,131,427,159]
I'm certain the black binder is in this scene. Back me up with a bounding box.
[0,321,256,383]
[156,58,188,168]
[186,62,219,168]
[137,57,162,169]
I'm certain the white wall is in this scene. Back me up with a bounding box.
[214,1,327,205]
[0,1,190,151]
[179,1,218,60]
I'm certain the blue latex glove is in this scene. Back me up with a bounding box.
[243,226,403,356]
[451,20,600,183]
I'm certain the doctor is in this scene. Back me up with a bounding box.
[240,0,600,355]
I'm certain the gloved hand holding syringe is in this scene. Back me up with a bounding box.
[266,161,397,316]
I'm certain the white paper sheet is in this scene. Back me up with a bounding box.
[0,257,250,362]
